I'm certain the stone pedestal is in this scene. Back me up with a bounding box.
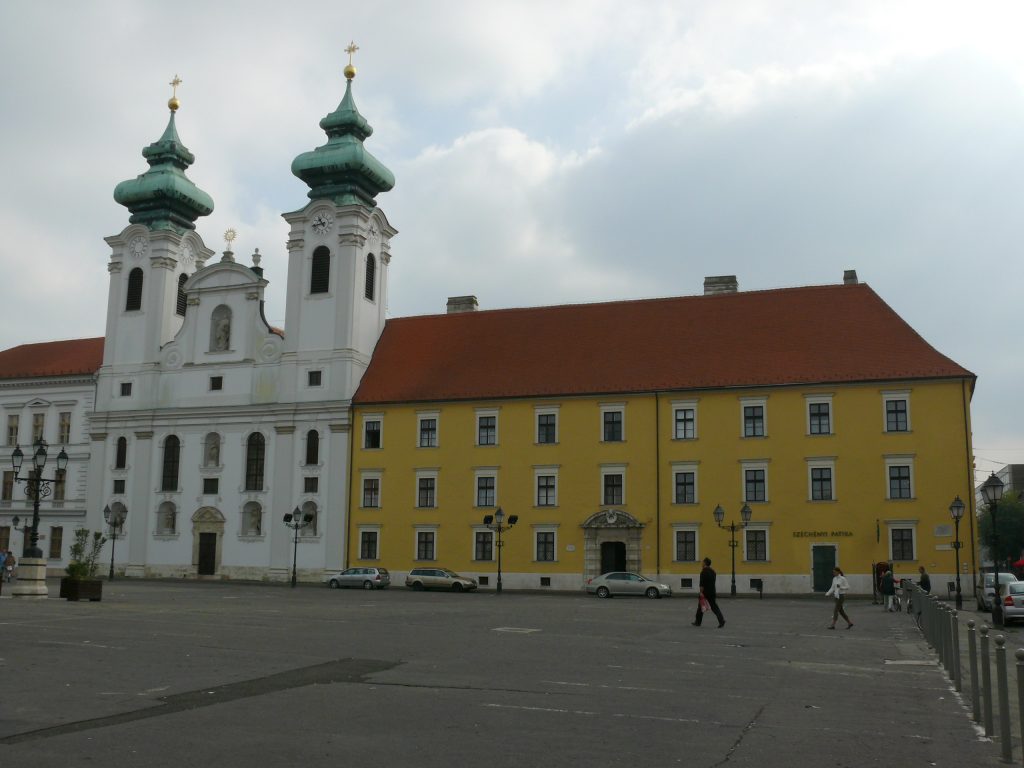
[10,557,49,599]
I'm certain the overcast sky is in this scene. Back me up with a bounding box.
[1,1,1022,482]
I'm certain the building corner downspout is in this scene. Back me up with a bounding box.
[962,379,978,595]
[655,393,661,580]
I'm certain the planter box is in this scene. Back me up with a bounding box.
[59,578,103,602]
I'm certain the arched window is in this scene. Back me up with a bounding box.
[300,500,318,537]
[176,273,188,316]
[243,501,263,536]
[203,433,221,467]
[161,435,180,491]
[305,429,319,465]
[210,305,231,352]
[115,436,127,469]
[310,246,330,294]
[245,432,266,491]
[125,268,144,311]
[157,501,177,534]
[364,253,376,300]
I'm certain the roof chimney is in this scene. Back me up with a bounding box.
[446,295,479,314]
[703,275,738,295]
[843,269,858,285]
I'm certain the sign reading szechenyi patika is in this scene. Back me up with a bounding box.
[792,530,853,538]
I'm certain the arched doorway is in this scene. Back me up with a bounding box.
[191,507,225,576]
[581,509,644,578]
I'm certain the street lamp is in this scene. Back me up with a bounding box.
[949,495,965,610]
[283,507,314,588]
[10,440,68,559]
[714,503,753,596]
[103,504,127,581]
[482,506,518,594]
[981,472,1005,627]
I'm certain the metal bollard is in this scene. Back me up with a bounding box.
[982,625,994,737]
[968,621,980,722]
[941,602,952,674]
[996,635,1012,762]
[1016,649,1024,764]
[951,609,961,692]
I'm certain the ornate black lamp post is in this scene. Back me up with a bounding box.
[981,473,1005,627]
[714,503,752,597]
[482,506,518,594]
[949,495,965,610]
[103,504,127,581]
[10,440,68,559]
[283,507,314,588]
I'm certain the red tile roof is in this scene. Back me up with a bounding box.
[0,338,104,380]
[353,284,974,405]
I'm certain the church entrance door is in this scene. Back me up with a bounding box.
[198,533,217,575]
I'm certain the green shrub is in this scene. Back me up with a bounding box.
[66,528,107,580]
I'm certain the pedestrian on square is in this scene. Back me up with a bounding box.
[692,557,726,628]
[825,567,853,629]
[880,569,896,611]
[917,565,931,593]
[5,550,16,582]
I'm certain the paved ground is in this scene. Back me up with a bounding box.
[0,581,1003,767]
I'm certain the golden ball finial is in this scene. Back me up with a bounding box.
[168,96,180,112]
[344,41,359,80]
[168,74,183,112]
[344,64,357,80]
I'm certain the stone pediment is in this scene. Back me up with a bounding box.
[192,506,225,524]
[581,509,643,529]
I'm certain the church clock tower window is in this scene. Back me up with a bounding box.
[310,247,331,294]
[176,273,188,316]
[365,253,376,300]
[125,268,144,311]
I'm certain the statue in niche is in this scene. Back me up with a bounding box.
[249,506,262,536]
[161,505,176,534]
[204,434,220,467]
[210,305,231,352]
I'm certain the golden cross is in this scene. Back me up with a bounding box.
[345,41,359,66]
[169,74,182,99]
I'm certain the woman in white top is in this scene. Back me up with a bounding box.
[826,566,853,630]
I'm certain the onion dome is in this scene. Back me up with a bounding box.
[113,78,214,234]
[291,58,395,208]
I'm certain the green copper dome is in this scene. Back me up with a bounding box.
[291,79,395,207]
[113,111,214,234]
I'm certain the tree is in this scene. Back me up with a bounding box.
[979,491,1024,566]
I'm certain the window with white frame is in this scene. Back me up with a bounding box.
[416,471,438,508]
[807,458,836,501]
[887,521,917,561]
[534,527,557,562]
[59,412,71,444]
[672,400,697,440]
[672,462,698,504]
[361,472,382,508]
[415,528,436,560]
[600,404,624,442]
[535,406,559,444]
[742,461,769,502]
[883,391,911,433]
[359,527,380,560]
[744,526,769,561]
[535,467,558,507]
[363,415,383,449]
[6,415,18,447]
[600,464,626,506]
[806,395,833,435]
[32,413,45,443]
[417,412,439,448]
[741,398,767,437]
[476,409,498,446]
[476,472,496,508]
[474,528,494,561]
[885,455,914,499]
[673,525,699,562]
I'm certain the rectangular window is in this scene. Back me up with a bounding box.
[53,469,66,501]
[537,475,556,507]
[59,412,71,444]
[888,465,912,499]
[602,411,623,442]
[477,415,496,446]
[536,531,556,562]
[675,530,697,562]
[475,530,494,561]
[364,419,381,449]
[360,530,379,560]
[892,528,914,560]
[746,529,768,561]
[476,476,495,507]
[6,415,18,447]
[0,526,10,552]
[48,526,63,559]
[304,477,319,494]
[537,413,557,444]
[2,471,13,501]
[674,408,695,440]
[113,478,126,494]
[203,478,219,495]
[210,376,223,391]
[307,370,322,387]
[745,469,766,502]
[886,399,908,432]
[32,413,45,443]
[809,402,830,435]
[811,467,832,501]
[417,477,436,508]
[120,382,132,397]
[418,418,437,448]
[674,472,696,504]
[603,473,623,505]
[743,405,764,437]
[362,478,380,508]
[416,531,435,560]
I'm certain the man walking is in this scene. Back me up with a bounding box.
[693,557,726,628]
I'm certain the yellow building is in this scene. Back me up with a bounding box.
[348,276,976,594]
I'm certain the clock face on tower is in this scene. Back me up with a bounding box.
[311,212,333,236]
[129,236,148,259]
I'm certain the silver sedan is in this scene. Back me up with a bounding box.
[585,572,672,599]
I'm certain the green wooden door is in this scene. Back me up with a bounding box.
[812,546,836,592]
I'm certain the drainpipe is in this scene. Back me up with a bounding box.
[962,379,978,596]
[655,392,661,579]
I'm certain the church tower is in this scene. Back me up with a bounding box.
[283,46,397,402]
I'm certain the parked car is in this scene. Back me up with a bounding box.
[324,567,391,590]
[585,572,672,599]
[405,567,478,592]
[976,572,1019,611]
[1003,582,1024,624]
